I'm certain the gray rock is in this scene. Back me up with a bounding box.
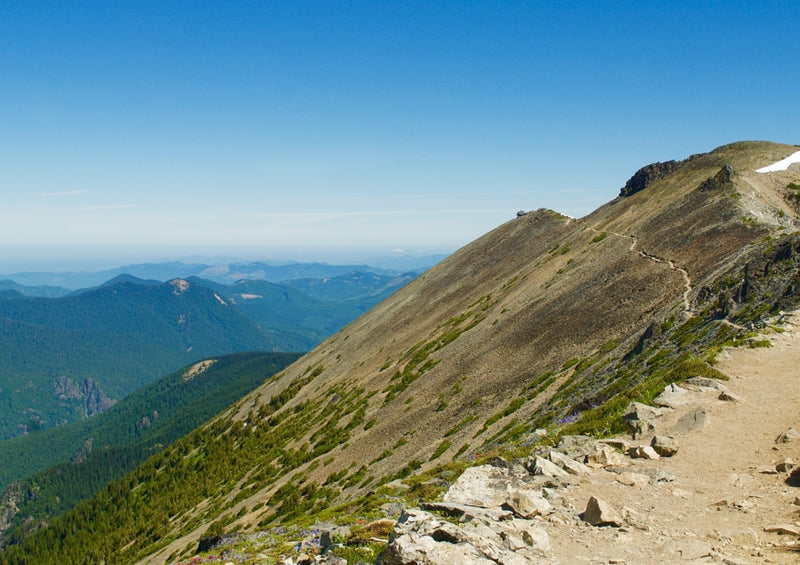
[442,465,523,508]
[585,445,624,467]
[383,508,549,565]
[654,383,689,408]
[672,406,710,433]
[685,376,728,391]
[582,496,623,527]
[616,472,650,487]
[506,487,552,518]
[650,435,680,457]
[556,435,600,460]
[623,401,660,438]
[548,450,592,475]
[718,390,743,402]
[628,445,660,460]
[529,456,570,478]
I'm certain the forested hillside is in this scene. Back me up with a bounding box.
[0,351,301,546]
[0,277,273,439]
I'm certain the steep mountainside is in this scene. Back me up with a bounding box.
[3,141,800,564]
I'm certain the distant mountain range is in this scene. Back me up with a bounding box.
[0,255,445,293]
[0,267,421,441]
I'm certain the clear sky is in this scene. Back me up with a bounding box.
[1,1,798,268]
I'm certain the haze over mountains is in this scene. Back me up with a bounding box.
[0,265,422,441]
[3,140,799,564]
[0,254,445,293]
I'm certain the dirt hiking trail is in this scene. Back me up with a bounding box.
[545,312,800,564]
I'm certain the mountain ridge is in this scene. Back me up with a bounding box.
[3,140,800,564]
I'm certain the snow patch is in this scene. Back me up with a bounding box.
[755,150,800,173]
[238,293,262,300]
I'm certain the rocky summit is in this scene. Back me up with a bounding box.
[4,141,800,564]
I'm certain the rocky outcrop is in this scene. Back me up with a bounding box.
[53,376,116,418]
[697,164,735,192]
[618,160,683,197]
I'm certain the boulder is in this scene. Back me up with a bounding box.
[383,509,547,565]
[585,445,624,467]
[529,456,570,478]
[623,401,660,438]
[776,458,795,473]
[582,496,623,527]
[672,407,710,433]
[685,376,728,391]
[555,435,600,460]
[628,445,660,460]
[765,523,800,535]
[442,465,522,508]
[650,435,679,457]
[548,450,592,475]
[718,390,743,402]
[654,383,689,408]
[616,472,651,487]
[506,487,551,518]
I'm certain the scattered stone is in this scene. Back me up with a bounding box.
[556,435,601,460]
[585,445,624,467]
[442,465,524,508]
[719,390,743,402]
[623,402,660,438]
[776,427,800,443]
[672,406,710,433]
[685,376,729,391]
[529,456,570,478]
[628,445,660,460]
[776,458,795,472]
[599,438,631,451]
[672,488,692,498]
[582,496,623,527]
[621,506,649,531]
[764,523,800,535]
[548,450,592,475]
[757,465,780,475]
[506,487,552,518]
[654,383,689,408]
[650,435,679,457]
[616,472,650,487]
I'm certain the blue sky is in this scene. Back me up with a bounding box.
[1,1,798,267]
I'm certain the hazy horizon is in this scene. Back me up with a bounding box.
[0,243,453,274]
